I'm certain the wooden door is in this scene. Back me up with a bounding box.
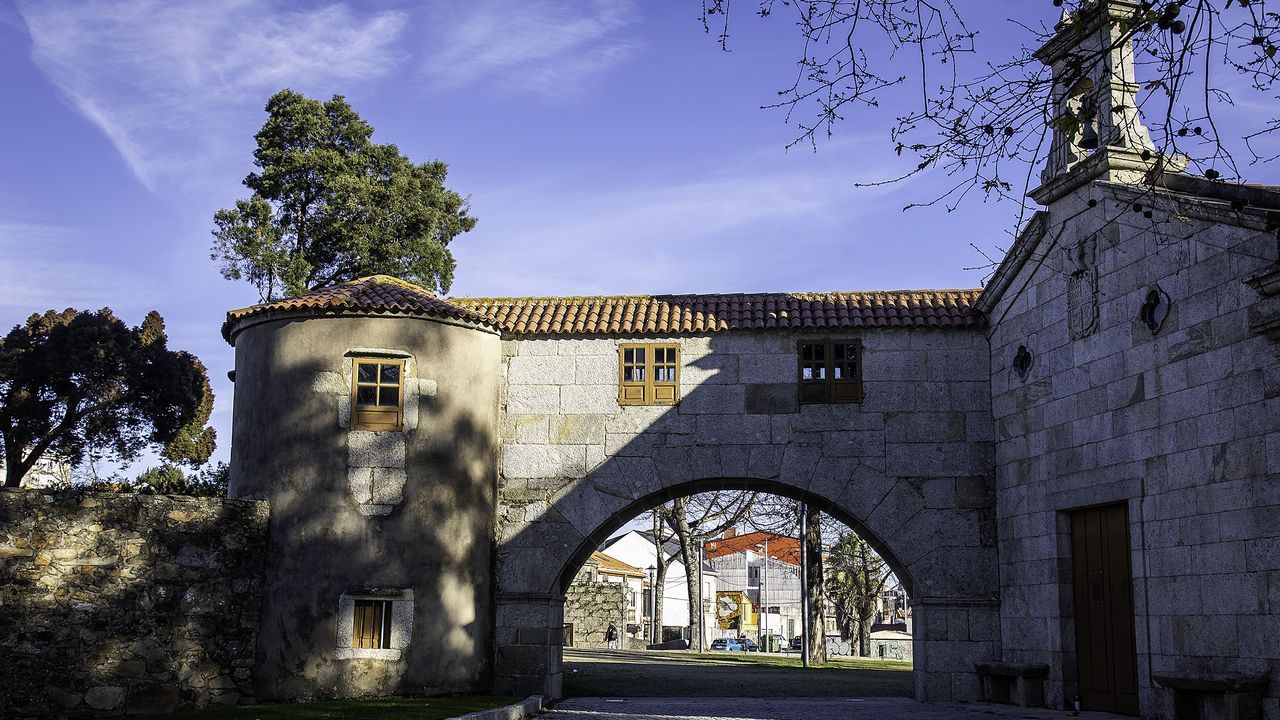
[1071,504,1139,715]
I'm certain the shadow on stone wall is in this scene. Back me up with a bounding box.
[0,489,269,717]
[226,320,499,701]
[492,331,1000,699]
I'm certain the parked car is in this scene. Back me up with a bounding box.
[710,638,744,652]
[738,637,759,652]
[788,636,803,652]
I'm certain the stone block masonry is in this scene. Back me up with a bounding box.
[563,576,627,649]
[494,328,1000,702]
[985,181,1280,717]
[0,489,269,718]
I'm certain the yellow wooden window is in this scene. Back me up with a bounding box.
[618,344,680,406]
[352,599,392,649]
[798,340,863,404]
[351,359,404,431]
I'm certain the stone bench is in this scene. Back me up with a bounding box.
[975,661,1049,708]
[1152,671,1270,720]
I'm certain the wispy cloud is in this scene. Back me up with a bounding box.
[451,155,895,297]
[422,0,638,98]
[0,222,158,325]
[17,0,408,194]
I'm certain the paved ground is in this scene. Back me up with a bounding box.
[542,697,1129,720]
[562,648,913,698]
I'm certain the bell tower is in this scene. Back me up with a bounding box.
[1029,0,1183,204]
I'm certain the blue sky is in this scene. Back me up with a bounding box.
[1,1,1275,472]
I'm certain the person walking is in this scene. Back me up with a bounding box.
[605,623,618,650]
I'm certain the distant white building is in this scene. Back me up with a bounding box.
[2,453,71,489]
[601,529,717,644]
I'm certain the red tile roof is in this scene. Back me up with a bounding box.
[222,275,498,341]
[224,277,984,342]
[590,551,648,579]
[705,531,801,566]
[453,290,983,336]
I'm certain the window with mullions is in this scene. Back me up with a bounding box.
[351,599,393,649]
[798,340,863,404]
[352,359,404,431]
[618,344,680,406]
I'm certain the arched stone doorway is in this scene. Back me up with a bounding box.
[495,465,998,702]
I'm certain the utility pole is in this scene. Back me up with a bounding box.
[761,536,769,652]
[800,502,811,668]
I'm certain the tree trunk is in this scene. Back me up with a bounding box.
[856,615,871,657]
[652,512,668,644]
[669,497,706,652]
[804,504,827,664]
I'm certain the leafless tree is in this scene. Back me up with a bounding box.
[701,0,1280,227]
[656,491,757,650]
[745,496,830,662]
[648,509,677,643]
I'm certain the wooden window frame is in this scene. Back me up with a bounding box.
[618,343,680,406]
[797,339,864,404]
[351,358,405,432]
[351,598,393,649]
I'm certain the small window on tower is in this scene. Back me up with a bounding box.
[351,599,393,649]
[351,359,404,431]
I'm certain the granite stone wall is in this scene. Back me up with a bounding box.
[987,181,1280,717]
[0,489,269,718]
[492,329,1000,700]
[563,568,627,649]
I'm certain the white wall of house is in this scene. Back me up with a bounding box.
[602,530,718,635]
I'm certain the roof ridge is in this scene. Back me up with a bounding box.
[453,288,982,303]
[222,275,494,343]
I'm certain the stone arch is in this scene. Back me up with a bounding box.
[551,476,916,600]
[495,457,998,703]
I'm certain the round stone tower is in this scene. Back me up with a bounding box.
[221,275,501,701]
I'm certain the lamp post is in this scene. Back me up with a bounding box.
[696,539,706,653]
[647,564,656,644]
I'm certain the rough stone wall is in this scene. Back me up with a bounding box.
[988,181,1280,717]
[493,329,1000,700]
[0,489,269,718]
[563,566,627,649]
[228,315,500,701]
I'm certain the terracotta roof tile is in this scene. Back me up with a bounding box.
[453,290,982,337]
[222,275,497,341]
[705,531,801,566]
[589,551,647,579]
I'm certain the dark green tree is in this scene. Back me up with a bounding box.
[135,461,228,497]
[212,89,477,301]
[0,309,216,488]
[826,531,892,657]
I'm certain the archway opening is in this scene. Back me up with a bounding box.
[550,482,916,700]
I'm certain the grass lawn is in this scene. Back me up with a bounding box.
[683,653,910,672]
[562,648,913,698]
[176,695,521,720]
